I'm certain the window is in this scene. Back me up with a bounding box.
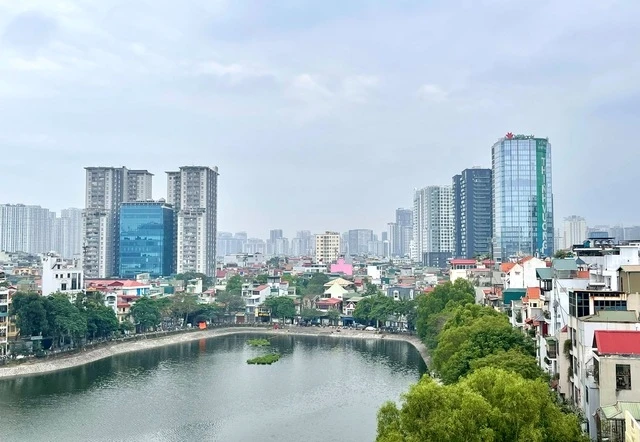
[616,364,631,390]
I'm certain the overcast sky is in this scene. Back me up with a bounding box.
[1,0,638,238]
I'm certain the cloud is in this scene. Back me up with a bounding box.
[194,61,275,84]
[417,84,448,102]
[288,74,334,102]
[6,56,62,71]
[342,75,379,103]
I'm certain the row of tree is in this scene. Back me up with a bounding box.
[376,279,588,442]
[352,295,416,328]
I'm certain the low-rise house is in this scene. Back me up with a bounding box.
[86,279,151,297]
[385,285,415,301]
[593,330,640,441]
[316,298,342,313]
[41,252,83,299]
[501,256,547,289]
[241,284,270,323]
[323,277,356,300]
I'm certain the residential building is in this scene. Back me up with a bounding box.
[267,229,289,256]
[592,331,640,441]
[389,209,412,257]
[54,208,83,259]
[323,277,356,300]
[386,285,415,301]
[491,133,554,261]
[412,185,454,267]
[452,167,492,259]
[500,256,547,290]
[216,232,246,257]
[348,229,374,256]
[315,232,340,264]
[330,257,353,276]
[0,204,55,254]
[575,241,640,291]
[41,252,84,298]
[625,226,640,242]
[119,201,175,278]
[563,216,588,250]
[290,230,313,257]
[83,167,153,278]
[166,166,219,276]
[0,287,9,357]
[241,283,271,323]
[243,238,266,254]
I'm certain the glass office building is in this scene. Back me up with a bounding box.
[453,168,493,259]
[119,201,175,278]
[492,134,554,261]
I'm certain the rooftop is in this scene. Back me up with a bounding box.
[619,265,640,272]
[594,330,640,356]
[581,310,638,323]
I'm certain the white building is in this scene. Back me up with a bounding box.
[575,241,640,291]
[314,232,340,264]
[562,216,588,250]
[412,185,454,266]
[0,204,55,254]
[41,252,84,298]
[0,287,9,357]
[167,166,219,276]
[83,167,153,278]
[501,256,547,289]
[52,208,83,259]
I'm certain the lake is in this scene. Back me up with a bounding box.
[0,334,427,442]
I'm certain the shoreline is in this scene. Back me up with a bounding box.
[0,327,430,380]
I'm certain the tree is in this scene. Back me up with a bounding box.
[224,275,243,296]
[130,297,161,332]
[267,257,280,268]
[305,273,329,296]
[255,274,269,284]
[171,293,199,326]
[376,368,588,442]
[365,280,381,296]
[415,279,475,348]
[301,308,322,322]
[47,293,87,348]
[554,250,573,259]
[10,292,49,338]
[469,349,548,381]
[175,272,213,288]
[75,291,118,340]
[327,309,340,325]
[264,296,296,323]
[436,315,535,384]
[353,295,395,327]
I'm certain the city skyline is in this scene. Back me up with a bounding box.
[1,2,639,234]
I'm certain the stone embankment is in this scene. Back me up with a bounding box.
[0,326,429,379]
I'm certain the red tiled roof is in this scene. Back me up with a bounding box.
[317,298,342,305]
[254,285,269,291]
[595,330,640,356]
[501,262,516,273]
[216,270,227,278]
[450,259,477,265]
[117,303,130,308]
[576,270,589,279]
[526,287,541,300]
[520,256,534,263]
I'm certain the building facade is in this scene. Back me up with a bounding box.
[452,168,493,259]
[0,204,55,254]
[83,167,153,278]
[412,186,454,266]
[492,133,554,261]
[314,231,340,264]
[166,166,218,276]
[41,252,84,298]
[562,215,587,249]
[119,201,175,278]
[347,229,374,256]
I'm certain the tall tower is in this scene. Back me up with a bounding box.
[395,208,412,257]
[83,167,153,278]
[166,166,219,276]
[492,133,554,260]
[452,168,493,259]
[412,186,454,267]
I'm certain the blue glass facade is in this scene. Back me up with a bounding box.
[119,202,175,278]
[492,135,554,260]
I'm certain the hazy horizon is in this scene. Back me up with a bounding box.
[1,1,638,237]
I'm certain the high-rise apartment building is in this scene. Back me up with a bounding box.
[290,230,312,257]
[412,186,454,267]
[452,168,493,259]
[562,216,587,249]
[315,231,341,264]
[347,229,374,256]
[52,208,83,259]
[166,166,218,276]
[83,167,153,278]
[0,204,55,254]
[119,201,175,278]
[492,133,554,260]
[389,208,412,257]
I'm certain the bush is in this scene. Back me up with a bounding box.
[247,353,280,365]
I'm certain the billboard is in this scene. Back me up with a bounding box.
[536,139,548,256]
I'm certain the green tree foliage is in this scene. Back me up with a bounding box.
[553,250,573,259]
[130,297,162,332]
[264,296,296,322]
[327,309,340,325]
[255,274,269,284]
[470,349,548,381]
[353,295,410,327]
[76,292,118,340]
[435,314,535,384]
[224,275,243,296]
[415,279,475,349]
[170,293,200,325]
[305,273,329,296]
[364,280,382,296]
[175,272,213,288]
[10,292,49,337]
[47,293,87,348]
[216,289,245,314]
[301,308,322,321]
[376,368,588,442]
[267,257,280,268]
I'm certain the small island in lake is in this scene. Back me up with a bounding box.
[246,338,271,347]
[247,353,281,365]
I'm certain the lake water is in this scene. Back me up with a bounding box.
[0,334,427,442]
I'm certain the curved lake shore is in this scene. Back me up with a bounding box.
[0,326,429,379]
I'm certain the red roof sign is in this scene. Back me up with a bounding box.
[594,330,640,356]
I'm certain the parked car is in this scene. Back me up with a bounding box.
[364,326,376,331]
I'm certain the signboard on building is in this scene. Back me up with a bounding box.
[536,139,548,256]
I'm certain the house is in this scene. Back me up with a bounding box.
[592,330,640,441]
[323,277,355,300]
[85,279,151,297]
[330,258,353,276]
[342,296,363,319]
[501,256,547,289]
[241,284,271,323]
[385,285,415,301]
[41,253,83,299]
[316,298,342,312]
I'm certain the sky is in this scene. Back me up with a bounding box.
[1,0,639,239]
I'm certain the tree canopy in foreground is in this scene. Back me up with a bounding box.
[376,368,588,442]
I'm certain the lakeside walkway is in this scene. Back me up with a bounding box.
[0,327,430,379]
